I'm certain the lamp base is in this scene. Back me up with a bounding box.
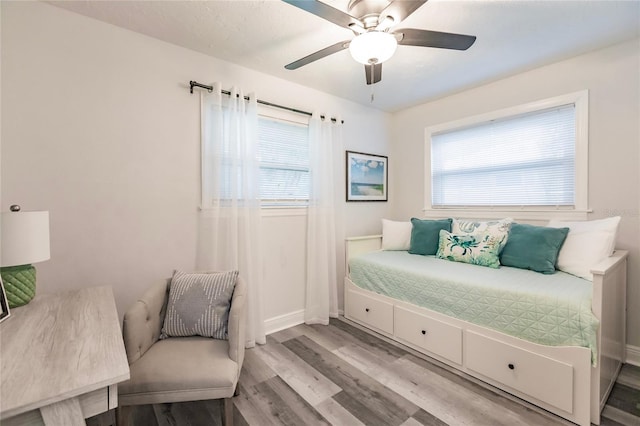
[0,264,37,308]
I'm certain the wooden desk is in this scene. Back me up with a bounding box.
[0,286,130,426]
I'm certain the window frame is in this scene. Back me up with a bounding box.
[423,90,590,221]
[257,105,310,210]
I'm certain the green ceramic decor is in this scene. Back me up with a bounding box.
[1,264,37,308]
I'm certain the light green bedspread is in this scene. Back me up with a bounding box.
[349,251,598,362]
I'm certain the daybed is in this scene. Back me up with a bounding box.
[343,225,627,426]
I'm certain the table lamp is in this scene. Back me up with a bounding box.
[1,205,50,308]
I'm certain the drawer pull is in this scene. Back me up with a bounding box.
[365,308,370,312]
[508,363,515,370]
[421,330,427,335]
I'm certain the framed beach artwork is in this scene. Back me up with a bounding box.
[346,151,388,202]
[0,276,10,323]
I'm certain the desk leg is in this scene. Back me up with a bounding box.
[108,384,118,409]
[40,397,86,426]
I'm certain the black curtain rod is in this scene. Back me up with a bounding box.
[189,81,344,124]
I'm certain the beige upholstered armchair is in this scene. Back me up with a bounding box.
[117,276,246,426]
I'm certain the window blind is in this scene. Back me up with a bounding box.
[431,104,576,207]
[258,116,309,205]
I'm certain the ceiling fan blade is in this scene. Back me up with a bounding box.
[396,28,476,50]
[285,41,349,70]
[379,0,427,25]
[282,0,360,28]
[365,63,382,85]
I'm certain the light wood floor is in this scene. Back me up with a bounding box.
[113,319,640,426]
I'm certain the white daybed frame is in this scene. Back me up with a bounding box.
[343,235,627,426]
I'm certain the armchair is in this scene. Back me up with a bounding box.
[117,275,246,425]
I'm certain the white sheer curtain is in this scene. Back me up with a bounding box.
[197,83,265,347]
[305,113,343,324]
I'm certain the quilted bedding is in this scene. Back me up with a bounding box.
[349,250,599,362]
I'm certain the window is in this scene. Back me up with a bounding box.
[258,114,309,207]
[425,91,588,220]
[201,102,310,210]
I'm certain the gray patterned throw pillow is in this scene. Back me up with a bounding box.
[160,270,238,340]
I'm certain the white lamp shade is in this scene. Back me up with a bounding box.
[1,211,50,267]
[349,31,398,65]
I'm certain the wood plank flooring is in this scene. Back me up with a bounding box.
[115,319,640,426]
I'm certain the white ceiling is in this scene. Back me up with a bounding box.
[47,0,640,112]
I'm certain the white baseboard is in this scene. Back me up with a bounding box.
[264,309,305,335]
[265,309,345,335]
[626,344,640,366]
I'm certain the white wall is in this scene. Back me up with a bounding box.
[390,39,640,348]
[0,1,392,326]
[7,1,635,351]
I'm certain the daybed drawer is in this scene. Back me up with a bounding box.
[394,306,462,365]
[345,289,393,334]
[466,331,574,413]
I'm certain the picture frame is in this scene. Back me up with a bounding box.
[346,151,388,202]
[0,276,10,323]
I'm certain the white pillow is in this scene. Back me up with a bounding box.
[382,219,412,250]
[547,216,621,280]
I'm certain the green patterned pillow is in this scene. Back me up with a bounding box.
[436,230,502,268]
[451,218,512,251]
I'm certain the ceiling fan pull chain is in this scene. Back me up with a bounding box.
[369,64,375,103]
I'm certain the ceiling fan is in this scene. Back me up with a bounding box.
[282,0,476,85]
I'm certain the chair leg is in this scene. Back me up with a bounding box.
[223,397,234,426]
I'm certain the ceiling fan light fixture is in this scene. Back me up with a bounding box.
[349,31,398,65]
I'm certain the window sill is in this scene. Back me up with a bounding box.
[261,207,308,217]
[422,207,591,222]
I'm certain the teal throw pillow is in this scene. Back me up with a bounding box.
[500,223,569,274]
[436,230,502,269]
[409,218,452,255]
